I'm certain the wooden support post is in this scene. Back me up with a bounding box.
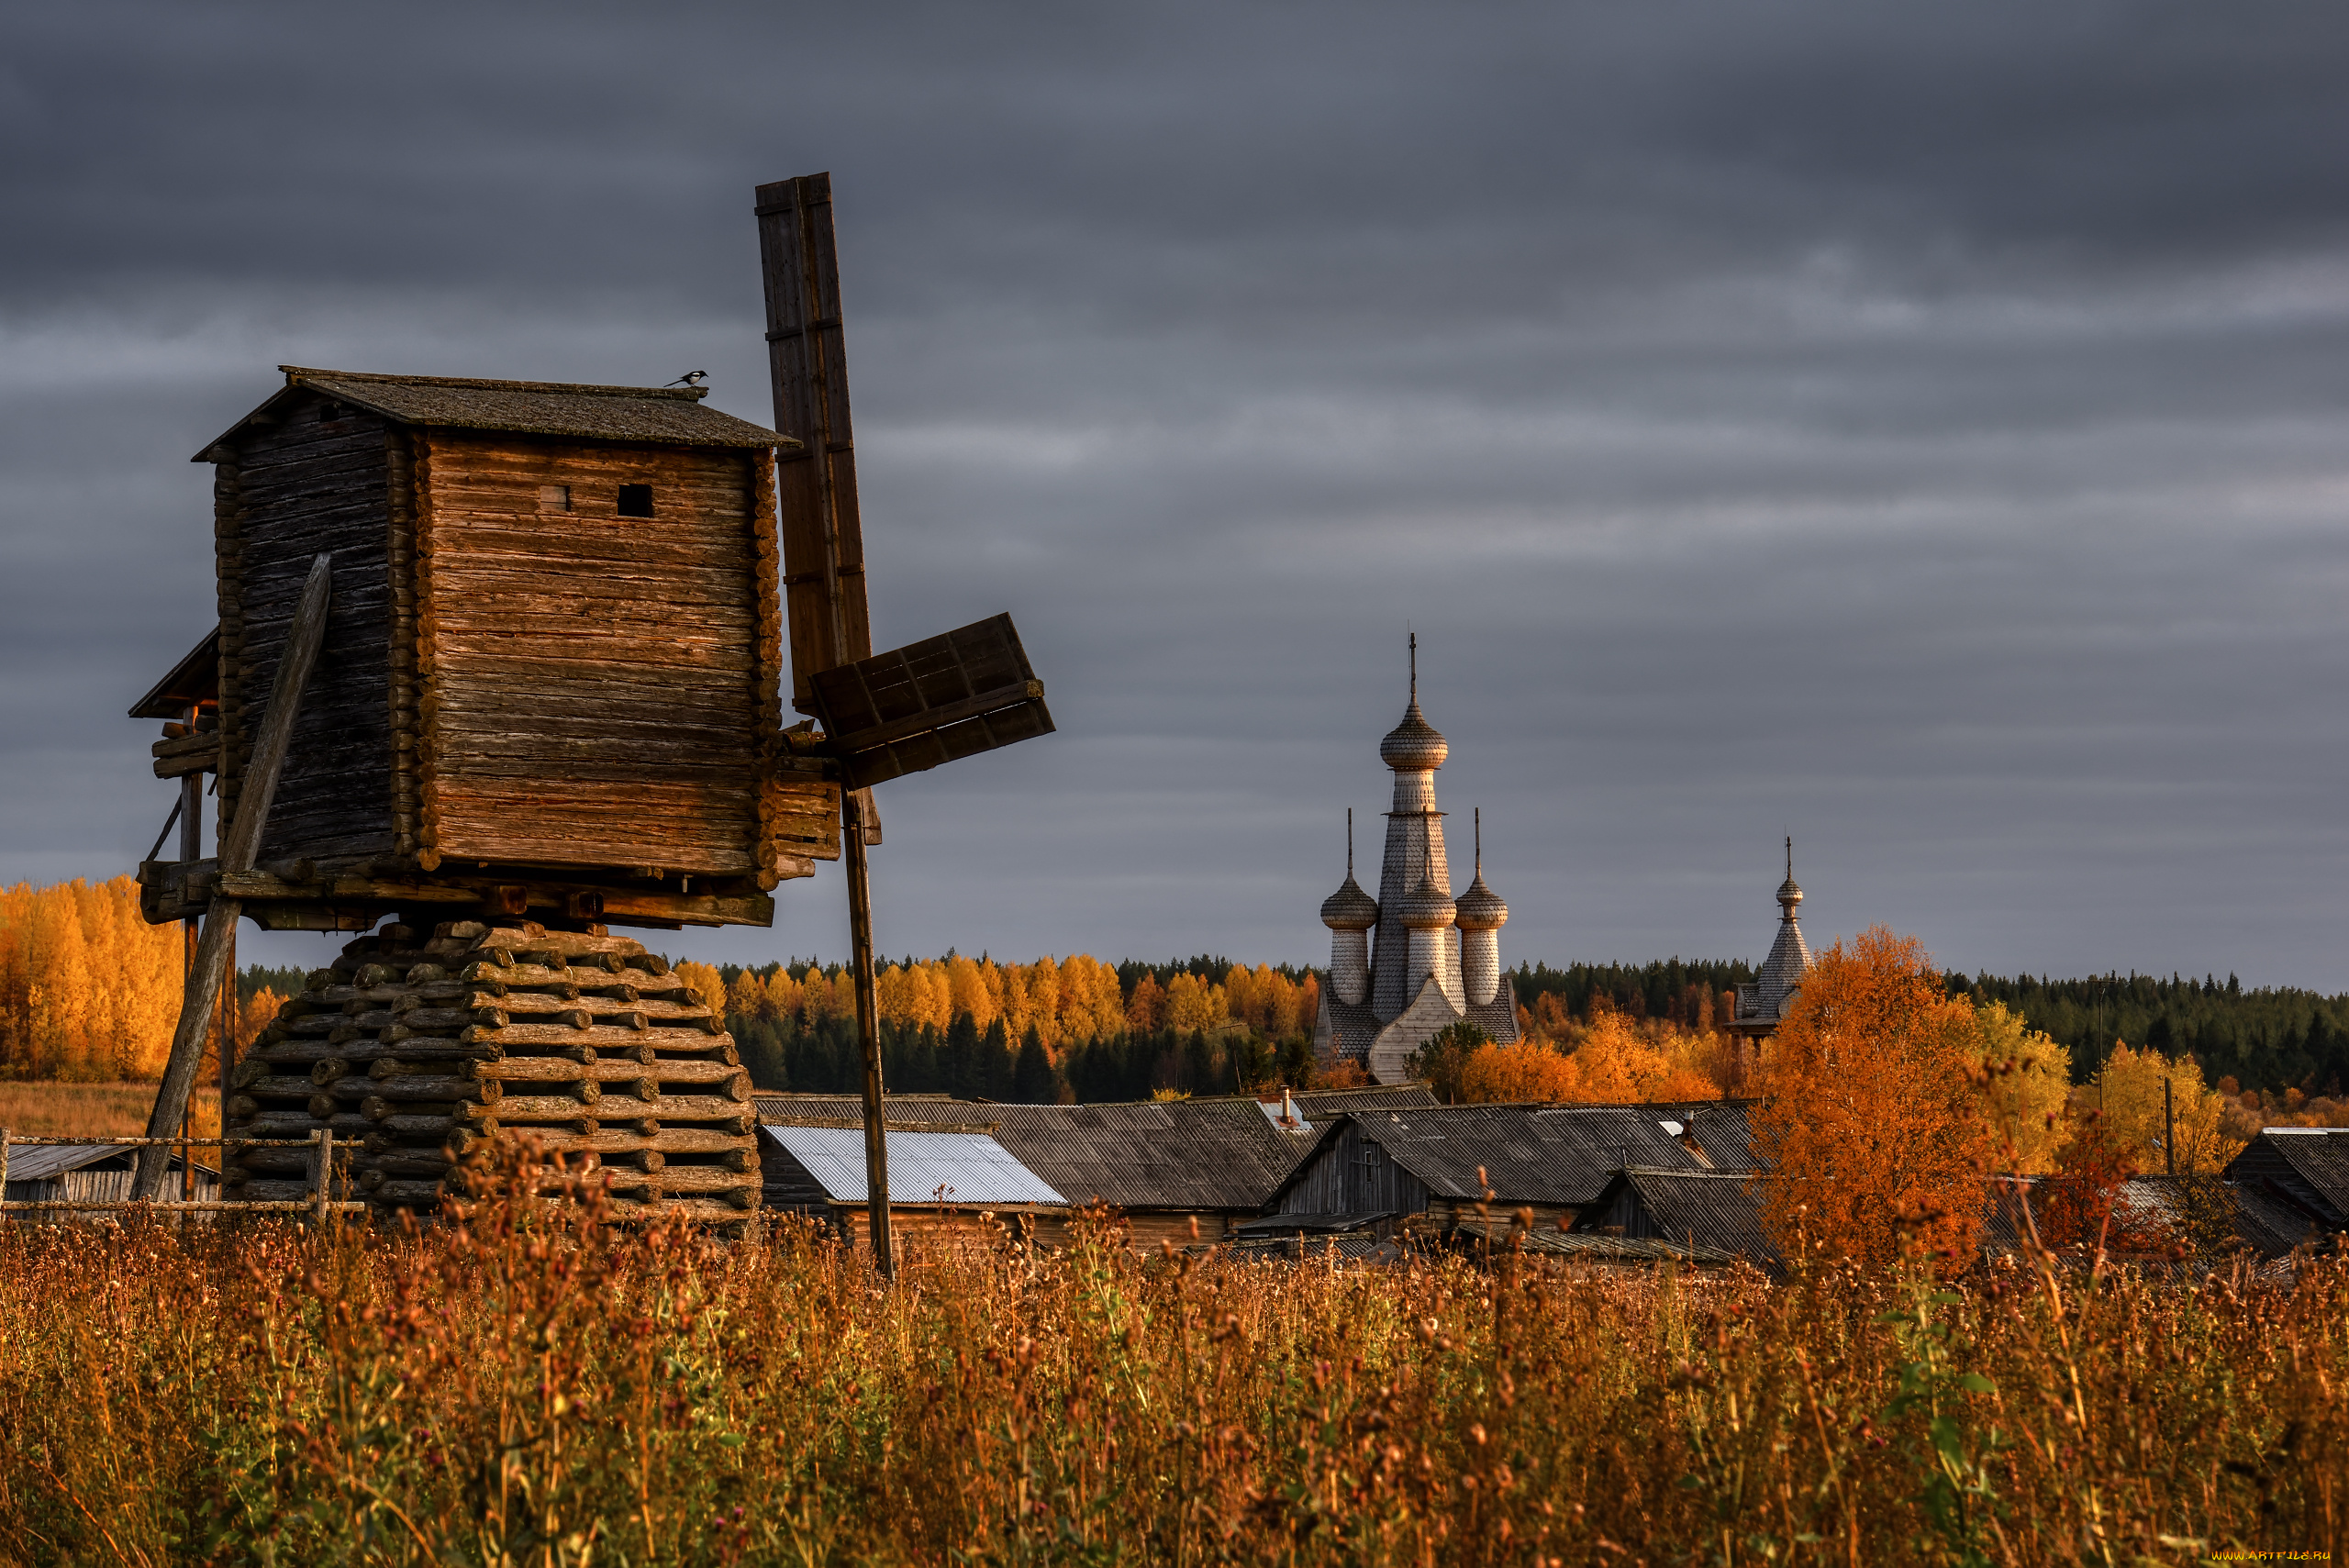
[312,1128,333,1224]
[183,746,202,1206]
[842,785,892,1278]
[137,554,332,1198]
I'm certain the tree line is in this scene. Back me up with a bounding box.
[1947,969,2349,1098]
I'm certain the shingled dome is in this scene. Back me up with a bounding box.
[1378,700,1449,772]
[1453,871,1508,931]
[1397,873,1458,929]
[1319,873,1379,930]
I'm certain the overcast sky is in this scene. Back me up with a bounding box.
[4,2,2346,985]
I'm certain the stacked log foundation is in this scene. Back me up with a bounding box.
[224,918,761,1218]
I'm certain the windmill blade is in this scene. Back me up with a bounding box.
[811,614,1054,790]
[755,172,873,714]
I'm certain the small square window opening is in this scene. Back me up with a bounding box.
[616,484,654,518]
[540,484,572,512]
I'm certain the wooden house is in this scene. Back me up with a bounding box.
[139,365,832,935]
[1573,1167,1776,1269]
[756,1086,1434,1249]
[2221,1128,2349,1242]
[1267,1100,1756,1241]
[758,1122,1068,1250]
[3,1143,219,1220]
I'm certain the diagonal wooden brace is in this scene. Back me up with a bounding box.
[136,554,333,1198]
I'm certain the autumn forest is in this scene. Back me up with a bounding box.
[4,875,2345,1168]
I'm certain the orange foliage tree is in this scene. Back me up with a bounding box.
[1755,926,1991,1266]
[0,877,184,1081]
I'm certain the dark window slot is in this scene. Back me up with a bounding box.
[616,484,654,517]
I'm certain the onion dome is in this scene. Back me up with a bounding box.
[1776,874,1803,914]
[1379,701,1449,773]
[1397,872,1458,930]
[1453,871,1508,932]
[1320,874,1378,931]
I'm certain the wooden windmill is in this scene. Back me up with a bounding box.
[127,174,1053,1251]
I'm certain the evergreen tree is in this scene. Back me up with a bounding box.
[1013,1025,1055,1103]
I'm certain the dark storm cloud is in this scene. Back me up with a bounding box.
[3,0,2346,984]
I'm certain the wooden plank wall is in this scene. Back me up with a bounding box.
[226,400,395,862]
[1275,1120,1431,1217]
[417,437,765,875]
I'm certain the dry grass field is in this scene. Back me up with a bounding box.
[0,1079,217,1140]
[0,1147,2341,1565]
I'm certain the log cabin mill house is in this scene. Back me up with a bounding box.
[131,366,832,1219]
[756,1085,1435,1249]
[1314,640,1521,1083]
[1264,1100,1759,1245]
[758,1122,1069,1248]
[137,365,827,931]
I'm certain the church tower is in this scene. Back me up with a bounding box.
[1370,635,1458,1019]
[1726,839,1814,1048]
[1314,637,1520,1082]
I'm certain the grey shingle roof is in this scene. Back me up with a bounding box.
[198,367,791,457]
[751,1089,1432,1212]
[1335,1099,1756,1208]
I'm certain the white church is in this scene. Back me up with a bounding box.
[1313,639,1521,1082]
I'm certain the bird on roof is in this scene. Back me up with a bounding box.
[665,371,708,387]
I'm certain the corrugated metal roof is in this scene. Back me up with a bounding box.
[761,1126,1065,1207]
[1337,1100,1756,1207]
[198,367,790,457]
[753,1089,1433,1211]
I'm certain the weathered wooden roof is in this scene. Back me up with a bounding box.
[753,1087,1435,1212]
[128,626,219,718]
[195,366,794,458]
[0,1143,204,1182]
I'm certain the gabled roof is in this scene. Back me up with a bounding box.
[1299,1099,1754,1208]
[752,1089,1431,1212]
[196,366,793,459]
[1586,1168,1779,1265]
[761,1125,1064,1207]
[2247,1129,2349,1221]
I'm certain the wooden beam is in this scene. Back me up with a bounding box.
[755,172,873,714]
[842,784,893,1279]
[137,553,332,1198]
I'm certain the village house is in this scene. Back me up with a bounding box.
[1264,1100,1758,1243]
[757,1085,1433,1248]
[759,1122,1068,1246]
